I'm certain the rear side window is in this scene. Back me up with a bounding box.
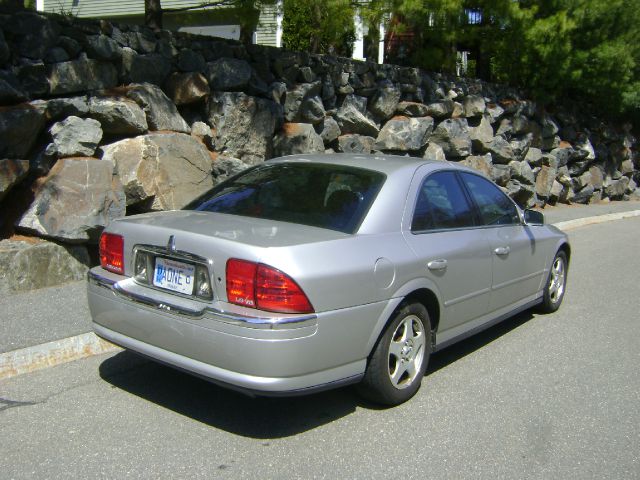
[412,171,476,232]
[185,163,385,234]
[459,173,520,226]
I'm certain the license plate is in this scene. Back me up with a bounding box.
[153,257,195,295]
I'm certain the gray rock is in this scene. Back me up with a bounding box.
[0,72,27,104]
[212,155,249,184]
[0,159,29,201]
[341,94,368,114]
[485,103,504,123]
[550,180,564,202]
[573,185,595,204]
[274,123,325,156]
[89,96,148,135]
[488,136,514,164]
[0,239,89,294]
[509,160,535,185]
[542,115,560,137]
[47,96,89,120]
[301,96,326,124]
[85,34,122,61]
[463,95,486,118]
[17,158,125,243]
[102,133,214,211]
[335,102,379,138]
[121,48,171,86]
[318,117,341,144]
[17,62,50,97]
[126,83,190,133]
[58,36,82,58]
[511,115,530,135]
[506,179,536,208]
[535,165,557,198]
[0,102,47,158]
[178,49,206,72]
[206,58,252,91]
[124,31,157,54]
[396,101,429,117]
[542,135,561,151]
[469,115,494,153]
[605,176,630,199]
[589,165,604,189]
[574,135,595,161]
[620,159,634,176]
[337,134,376,154]
[460,154,493,178]
[430,118,471,158]
[164,72,210,106]
[370,84,401,120]
[49,58,118,95]
[0,29,9,65]
[207,92,281,164]
[626,177,637,194]
[283,82,322,122]
[423,142,446,162]
[6,12,60,60]
[491,164,511,187]
[425,100,454,119]
[46,116,103,158]
[270,81,288,104]
[452,101,464,118]
[44,47,70,64]
[524,147,543,167]
[510,135,531,161]
[375,116,434,152]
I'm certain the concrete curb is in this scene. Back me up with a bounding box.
[0,333,121,381]
[2,208,640,382]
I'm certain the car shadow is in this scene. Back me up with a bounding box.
[98,310,536,438]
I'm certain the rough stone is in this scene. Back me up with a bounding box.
[0,29,9,65]
[605,176,630,199]
[463,95,486,118]
[542,115,560,137]
[491,164,511,187]
[17,158,125,243]
[370,83,401,120]
[207,92,281,164]
[535,165,557,198]
[335,102,379,138]
[121,49,171,86]
[573,185,595,204]
[337,135,376,154]
[47,96,89,120]
[0,102,47,159]
[0,159,29,201]
[506,179,536,208]
[509,160,535,185]
[430,118,471,158]
[620,159,634,176]
[396,102,429,117]
[45,116,103,158]
[423,142,446,162]
[126,83,190,133]
[206,58,252,91]
[488,136,514,164]
[318,117,341,144]
[101,133,214,211]
[212,155,249,184]
[588,165,604,189]
[0,239,90,294]
[550,180,564,201]
[469,115,494,153]
[574,171,592,190]
[177,49,206,72]
[524,147,543,167]
[283,82,322,122]
[510,135,531,161]
[461,154,493,178]
[85,34,122,61]
[89,96,148,135]
[44,47,70,64]
[49,58,118,95]
[274,123,325,156]
[575,134,596,161]
[300,96,326,124]
[425,100,454,119]
[164,72,210,106]
[485,103,504,123]
[0,72,27,104]
[375,116,433,152]
[6,12,60,60]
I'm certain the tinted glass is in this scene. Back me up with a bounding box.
[185,163,385,234]
[460,173,520,226]
[412,171,476,231]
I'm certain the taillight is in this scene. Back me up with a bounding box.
[99,232,124,275]
[226,259,314,314]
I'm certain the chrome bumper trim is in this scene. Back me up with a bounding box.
[88,269,317,330]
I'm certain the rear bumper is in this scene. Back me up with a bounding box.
[87,267,383,395]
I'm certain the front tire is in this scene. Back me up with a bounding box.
[357,303,431,406]
[538,250,568,313]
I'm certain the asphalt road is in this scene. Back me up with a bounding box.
[1,217,639,479]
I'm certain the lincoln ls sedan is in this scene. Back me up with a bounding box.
[88,154,569,405]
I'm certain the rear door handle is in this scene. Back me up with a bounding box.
[427,259,448,271]
[494,246,510,256]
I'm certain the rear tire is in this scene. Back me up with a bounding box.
[357,303,431,406]
[538,250,568,313]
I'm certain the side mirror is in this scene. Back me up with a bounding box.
[524,209,544,225]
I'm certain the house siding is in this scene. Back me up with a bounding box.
[42,0,226,19]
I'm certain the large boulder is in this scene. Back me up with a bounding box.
[273,123,325,156]
[121,48,171,86]
[0,239,89,294]
[17,158,126,243]
[337,134,376,154]
[283,82,322,122]
[85,34,122,61]
[0,159,30,201]
[463,95,486,118]
[206,58,252,91]
[535,165,557,198]
[88,96,148,135]
[0,102,47,158]
[335,102,379,138]
[49,58,118,95]
[126,83,190,133]
[101,133,214,211]
[396,101,430,117]
[374,116,434,152]
[423,142,446,161]
[165,72,210,106]
[211,155,249,184]
[430,118,471,158]
[509,160,535,185]
[318,117,341,144]
[506,179,536,208]
[369,83,401,120]
[488,136,515,164]
[4,12,60,60]
[460,154,493,178]
[45,116,103,158]
[425,100,454,119]
[468,115,494,153]
[207,92,282,164]
[47,96,89,121]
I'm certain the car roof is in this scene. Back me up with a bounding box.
[266,153,448,177]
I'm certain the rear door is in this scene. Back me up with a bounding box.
[403,170,493,335]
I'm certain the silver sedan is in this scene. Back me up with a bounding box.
[88,154,569,405]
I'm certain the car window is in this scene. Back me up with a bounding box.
[459,173,520,226]
[412,171,476,232]
[184,163,385,234]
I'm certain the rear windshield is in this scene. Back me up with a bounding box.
[185,162,386,234]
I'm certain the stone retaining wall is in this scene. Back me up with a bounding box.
[0,10,638,292]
